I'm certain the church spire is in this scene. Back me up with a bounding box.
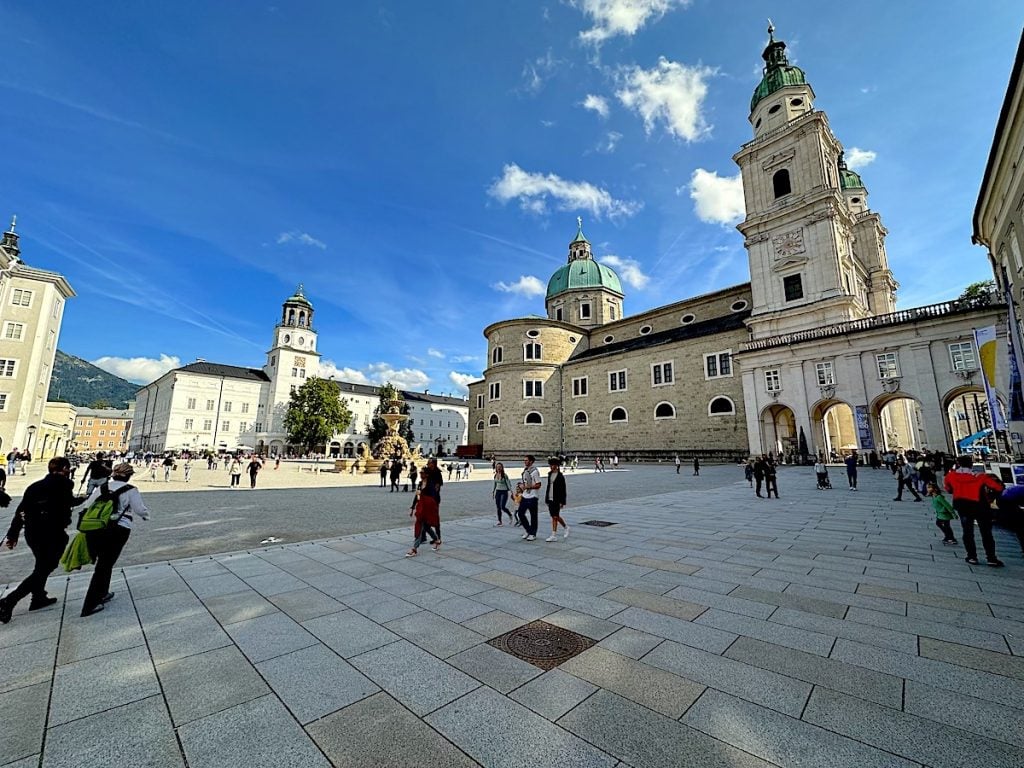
[568,217,592,262]
[1,214,20,258]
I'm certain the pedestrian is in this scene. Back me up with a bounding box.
[229,457,242,488]
[611,454,619,470]
[764,458,779,498]
[814,459,830,490]
[925,482,958,546]
[247,456,262,488]
[893,458,922,502]
[674,455,681,474]
[744,460,754,487]
[0,457,80,624]
[379,460,389,488]
[544,457,569,541]
[844,451,859,491]
[492,462,513,526]
[77,462,149,616]
[81,451,112,495]
[405,461,416,493]
[693,457,700,476]
[275,456,281,470]
[996,483,1024,555]
[753,456,767,497]
[389,460,402,492]
[943,455,1004,566]
[447,462,454,481]
[515,455,542,541]
[207,455,214,470]
[406,468,440,556]
[162,454,174,482]
[4,448,17,477]
[425,457,444,544]
[148,459,158,482]
[183,458,192,484]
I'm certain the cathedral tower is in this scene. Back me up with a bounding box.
[545,218,624,326]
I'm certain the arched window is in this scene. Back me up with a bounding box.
[298,311,306,327]
[708,396,736,416]
[492,346,503,365]
[287,309,296,325]
[573,411,588,425]
[610,407,628,423]
[525,411,543,425]
[654,402,676,420]
[488,413,500,427]
[476,420,485,431]
[773,169,791,198]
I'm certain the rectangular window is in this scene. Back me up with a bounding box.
[764,369,781,393]
[609,305,617,321]
[203,419,212,431]
[10,289,32,307]
[572,376,588,397]
[0,359,16,377]
[523,380,543,398]
[98,430,106,436]
[555,307,563,321]
[100,419,107,425]
[876,352,899,379]
[3,322,24,340]
[222,420,230,432]
[184,418,194,430]
[949,341,977,371]
[524,343,541,361]
[240,421,248,432]
[704,351,732,379]
[299,369,306,378]
[580,302,591,320]
[476,394,484,408]
[489,382,501,400]
[224,401,232,412]
[815,361,835,386]
[255,422,263,432]
[292,367,298,377]
[651,361,674,387]
[87,420,93,427]
[608,370,627,392]
[187,397,196,409]
[0,394,6,411]
[206,400,215,410]
[241,402,250,413]
[46,330,55,350]
[783,274,804,301]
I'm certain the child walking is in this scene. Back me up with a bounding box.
[544,457,569,541]
[926,482,958,545]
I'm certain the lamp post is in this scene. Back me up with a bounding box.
[26,425,36,453]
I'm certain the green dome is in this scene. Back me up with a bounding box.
[546,260,623,300]
[284,284,312,308]
[750,64,808,111]
[840,167,865,190]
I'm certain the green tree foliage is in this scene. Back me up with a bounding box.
[959,280,996,306]
[366,382,415,446]
[284,377,353,452]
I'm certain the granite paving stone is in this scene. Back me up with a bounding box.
[529,586,627,619]
[350,639,480,716]
[729,584,849,618]
[266,587,347,622]
[783,583,908,614]
[541,608,622,640]
[341,589,423,622]
[905,603,1024,638]
[143,610,232,665]
[257,644,379,724]
[42,695,183,768]
[903,680,1024,748]
[768,606,918,653]
[473,569,548,594]
[185,571,251,599]
[845,606,1011,652]
[598,626,664,659]
[178,694,331,768]
[473,587,559,621]
[0,607,60,650]
[238,571,308,597]
[55,611,147,665]
[623,555,702,575]
[919,636,1024,678]
[5,756,41,768]
[306,692,481,768]
[429,595,493,623]
[425,686,617,768]
[303,569,374,598]
[421,572,493,596]
[459,610,529,638]
[0,637,56,694]
[644,639,811,717]
[682,689,919,768]
[223,611,319,663]
[201,589,278,625]
[695,608,835,656]
[856,583,993,614]
[447,642,543,693]
[600,587,706,620]
[302,609,400,658]
[124,568,191,599]
[383,610,486,658]
[157,644,269,726]
[49,645,161,726]
[559,646,704,718]
[508,669,599,721]
[0,681,47,764]
[803,686,1024,768]
[612,606,737,654]
[663,585,779,620]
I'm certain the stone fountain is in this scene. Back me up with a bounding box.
[361,390,421,474]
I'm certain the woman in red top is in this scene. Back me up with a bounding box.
[943,455,1005,566]
[407,469,440,557]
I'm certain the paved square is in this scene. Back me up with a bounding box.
[2,466,1023,767]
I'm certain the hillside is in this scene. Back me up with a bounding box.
[48,350,140,409]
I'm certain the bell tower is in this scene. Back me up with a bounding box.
[261,285,322,433]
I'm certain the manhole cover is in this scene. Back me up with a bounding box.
[487,620,595,670]
[581,520,617,527]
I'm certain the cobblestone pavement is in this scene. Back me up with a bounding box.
[1,469,1023,767]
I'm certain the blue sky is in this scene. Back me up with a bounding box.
[4,1,1021,393]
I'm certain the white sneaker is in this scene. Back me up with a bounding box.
[545,535,558,542]
[563,527,570,540]
[522,533,529,539]
[526,535,536,541]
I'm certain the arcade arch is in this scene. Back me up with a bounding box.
[811,399,856,458]
[760,403,796,457]
[871,393,926,453]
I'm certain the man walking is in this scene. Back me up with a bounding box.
[0,457,81,624]
[674,455,681,474]
[515,455,542,541]
[845,451,859,491]
[81,451,112,495]
[944,455,1004,567]
[247,456,262,489]
[893,458,922,502]
[753,456,767,497]
[693,457,700,476]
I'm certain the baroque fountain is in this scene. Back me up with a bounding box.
[358,385,421,474]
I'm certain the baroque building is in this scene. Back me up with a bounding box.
[470,28,1007,461]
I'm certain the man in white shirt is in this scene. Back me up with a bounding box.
[515,455,542,541]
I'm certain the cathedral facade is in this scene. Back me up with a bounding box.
[469,29,1008,461]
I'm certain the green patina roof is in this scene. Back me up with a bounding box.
[750,28,808,111]
[285,284,313,308]
[840,167,865,190]
[546,259,623,300]
[571,218,589,244]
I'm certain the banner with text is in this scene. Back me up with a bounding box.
[975,325,1007,431]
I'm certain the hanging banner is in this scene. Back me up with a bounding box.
[1004,284,1024,421]
[854,405,874,450]
[975,325,1007,431]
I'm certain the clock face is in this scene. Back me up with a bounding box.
[283,334,291,344]
[298,336,305,346]
[772,229,805,258]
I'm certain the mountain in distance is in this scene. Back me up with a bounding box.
[48,350,141,409]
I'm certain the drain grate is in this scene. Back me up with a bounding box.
[581,520,617,527]
[487,620,595,670]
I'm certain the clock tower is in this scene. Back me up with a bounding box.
[735,24,895,340]
[261,285,322,434]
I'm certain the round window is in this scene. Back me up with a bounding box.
[568,336,577,343]
[768,104,782,114]
[851,197,861,204]
[298,337,305,346]
[639,325,652,335]
[730,300,748,312]
[283,334,291,343]
[790,98,804,107]
[526,329,540,338]
[681,314,696,325]
[603,335,614,344]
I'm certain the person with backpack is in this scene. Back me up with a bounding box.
[0,457,82,624]
[76,462,149,616]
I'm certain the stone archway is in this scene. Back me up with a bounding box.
[942,385,1004,455]
[811,399,857,459]
[871,393,926,453]
[760,403,796,457]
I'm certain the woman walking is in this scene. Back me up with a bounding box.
[183,458,192,484]
[247,456,262,489]
[544,457,569,541]
[228,457,242,488]
[407,468,440,556]
[492,462,514,526]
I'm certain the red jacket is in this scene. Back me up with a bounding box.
[943,470,1004,503]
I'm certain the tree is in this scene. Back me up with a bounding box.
[89,398,111,409]
[284,377,352,453]
[366,382,416,446]
[959,280,996,306]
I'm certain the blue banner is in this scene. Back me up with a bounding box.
[855,405,874,450]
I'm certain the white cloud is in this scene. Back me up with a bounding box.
[92,354,180,384]
[687,168,745,225]
[450,354,481,363]
[521,49,560,94]
[448,371,480,395]
[317,360,431,391]
[493,275,546,297]
[845,147,877,170]
[276,231,327,249]
[488,163,641,219]
[574,0,687,44]
[581,94,610,118]
[427,348,445,359]
[600,254,649,290]
[616,58,714,142]
[596,131,623,154]
[318,359,371,384]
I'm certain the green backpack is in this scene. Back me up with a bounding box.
[78,483,133,532]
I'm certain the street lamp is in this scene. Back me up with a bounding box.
[26,425,36,453]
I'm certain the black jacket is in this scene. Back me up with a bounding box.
[545,471,567,506]
[5,473,79,542]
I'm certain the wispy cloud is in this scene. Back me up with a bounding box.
[427,348,445,359]
[449,354,481,363]
[448,371,480,395]
[493,275,546,297]
[92,354,180,384]
[573,0,688,45]
[845,147,877,170]
[595,131,623,154]
[520,49,562,94]
[276,231,327,249]
[488,163,641,219]
[600,254,649,289]
[686,168,745,225]
[581,94,610,118]
[616,58,714,142]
